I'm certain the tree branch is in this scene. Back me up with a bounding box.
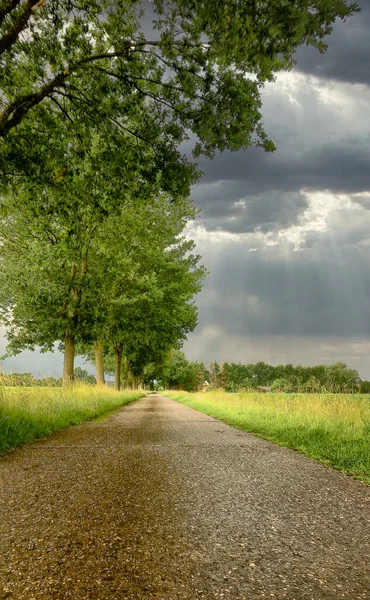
[121,76,187,116]
[47,94,74,124]
[0,71,69,137]
[0,0,44,57]
[0,37,202,137]
[109,116,157,150]
[94,65,187,96]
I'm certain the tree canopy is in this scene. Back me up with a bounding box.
[0,0,359,155]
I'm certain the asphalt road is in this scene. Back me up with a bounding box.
[1,394,370,600]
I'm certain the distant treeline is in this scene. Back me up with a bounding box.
[0,368,96,388]
[209,361,370,394]
[144,352,370,394]
[2,360,369,394]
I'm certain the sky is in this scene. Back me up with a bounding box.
[183,0,370,377]
[1,1,370,379]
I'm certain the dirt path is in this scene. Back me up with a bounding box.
[1,394,370,600]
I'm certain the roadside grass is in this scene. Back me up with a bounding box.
[0,385,145,454]
[164,390,370,484]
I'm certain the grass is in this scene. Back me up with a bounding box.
[0,385,145,454]
[164,390,370,484]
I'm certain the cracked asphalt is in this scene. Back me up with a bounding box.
[1,393,370,599]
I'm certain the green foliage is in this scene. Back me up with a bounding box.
[73,367,96,385]
[0,385,144,454]
[213,361,361,393]
[0,0,359,172]
[0,0,360,384]
[209,361,222,389]
[166,390,370,484]
[360,380,370,393]
[145,348,208,391]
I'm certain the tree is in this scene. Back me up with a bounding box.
[106,236,205,390]
[209,361,222,389]
[75,189,206,390]
[162,349,190,389]
[73,367,96,385]
[0,0,359,157]
[144,350,207,391]
[359,381,370,394]
[324,363,360,393]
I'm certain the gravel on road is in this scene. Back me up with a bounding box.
[0,394,370,600]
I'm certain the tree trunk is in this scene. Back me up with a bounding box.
[63,334,75,386]
[122,355,129,389]
[94,342,105,386]
[114,345,123,391]
[128,368,134,390]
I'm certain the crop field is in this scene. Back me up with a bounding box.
[0,385,144,454]
[165,390,370,484]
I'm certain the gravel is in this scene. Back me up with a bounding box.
[1,393,370,599]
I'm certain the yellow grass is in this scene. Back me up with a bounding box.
[0,385,145,453]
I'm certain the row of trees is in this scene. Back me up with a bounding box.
[3,358,370,394]
[0,174,207,386]
[0,1,358,384]
[209,361,367,394]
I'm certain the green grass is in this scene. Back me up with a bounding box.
[164,390,370,484]
[0,385,145,454]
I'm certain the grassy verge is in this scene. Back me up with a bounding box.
[0,385,145,454]
[164,390,370,484]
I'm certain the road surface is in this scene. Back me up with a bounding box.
[1,394,370,599]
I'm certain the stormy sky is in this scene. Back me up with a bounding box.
[2,1,370,378]
[183,0,370,377]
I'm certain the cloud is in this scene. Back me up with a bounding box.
[184,198,370,377]
[293,1,370,86]
[191,71,370,235]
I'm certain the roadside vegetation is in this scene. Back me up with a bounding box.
[165,390,370,484]
[0,385,144,455]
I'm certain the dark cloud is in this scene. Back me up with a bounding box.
[190,206,370,344]
[192,188,309,233]
[293,1,370,85]
[184,210,370,375]
[192,139,370,234]
[191,54,370,234]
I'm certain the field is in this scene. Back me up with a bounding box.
[0,385,144,454]
[165,390,370,484]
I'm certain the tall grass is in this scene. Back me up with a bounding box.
[0,385,145,454]
[165,390,370,484]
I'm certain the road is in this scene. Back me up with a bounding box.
[1,394,370,599]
